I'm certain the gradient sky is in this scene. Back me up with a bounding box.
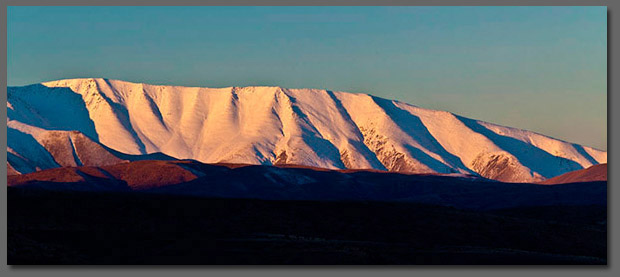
[7,6,607,150]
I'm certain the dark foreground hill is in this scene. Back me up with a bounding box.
[7,160,607,265]
[8,187,606,265]
[7,160,607,210]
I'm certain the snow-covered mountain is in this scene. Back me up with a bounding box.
[7,78,607,182]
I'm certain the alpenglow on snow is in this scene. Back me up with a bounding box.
[7,78,606,182]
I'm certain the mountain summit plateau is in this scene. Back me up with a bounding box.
[7,78,606,182]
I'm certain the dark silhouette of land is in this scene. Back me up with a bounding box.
[7,161,607,265]
[8,188,606,265]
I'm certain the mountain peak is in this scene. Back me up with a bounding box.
[7,78,607,182]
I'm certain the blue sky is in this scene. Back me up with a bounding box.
[7,6,607,150]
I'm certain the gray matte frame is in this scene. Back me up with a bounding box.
[0,0,616,276]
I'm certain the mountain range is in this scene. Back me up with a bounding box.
[7,78,607,182]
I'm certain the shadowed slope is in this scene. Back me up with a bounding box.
[7,84,99,140]
[456,115,583,181]
[370,96,473,174]
[6,127,175,175]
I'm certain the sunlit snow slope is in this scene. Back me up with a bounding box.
[7,78,607,182]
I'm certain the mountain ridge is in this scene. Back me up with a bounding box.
[539,163,607,185]
[7,159,606,211]
[7,78,607,182]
